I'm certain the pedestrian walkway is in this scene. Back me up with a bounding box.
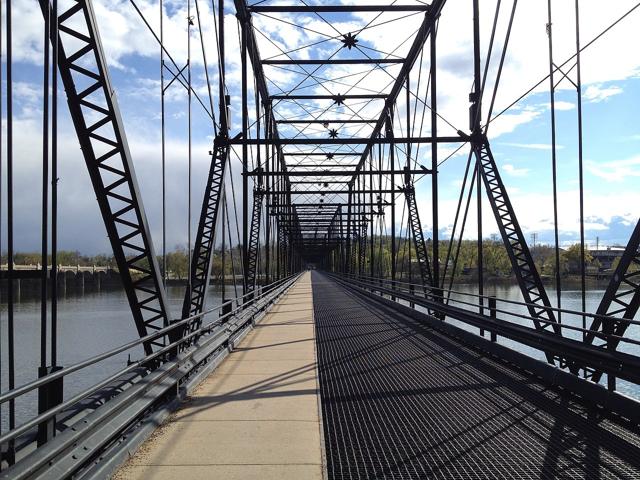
[115,272,323,479]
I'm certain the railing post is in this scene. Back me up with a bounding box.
[489,296,497,342]
[409,283,415,308]
[607,339,616,392]
[37,366,64,446]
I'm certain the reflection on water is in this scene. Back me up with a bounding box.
[0,284,239,431]
[1,282,639,431]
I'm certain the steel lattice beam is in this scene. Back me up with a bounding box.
[475,141,560,363]
[40,0,170,354]
[404,184,434,292]
[245,190,264,293]
[585,219,640,384]
[182,137,229,324]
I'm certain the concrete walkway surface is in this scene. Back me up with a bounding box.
[114,272,323,480]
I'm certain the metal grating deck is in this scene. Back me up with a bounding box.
[312,272,640,480]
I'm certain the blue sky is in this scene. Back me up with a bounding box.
[4,0,640,254]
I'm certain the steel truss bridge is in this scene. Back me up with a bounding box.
[1,0,640,478]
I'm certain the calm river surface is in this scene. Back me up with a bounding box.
[1,282,639,431]
[0,284,240,431]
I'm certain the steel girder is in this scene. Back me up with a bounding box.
[40,0,169,354]
[245,189,264,293]
[475,141,560,363]
[182,137,229,324]
[358,218,368,277]
[404,184,434,293]
[348,0,446,186]
[585,220,640,383]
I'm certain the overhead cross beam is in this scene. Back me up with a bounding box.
[249,5,432,13]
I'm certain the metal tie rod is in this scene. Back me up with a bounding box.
[249,5,431,12]
[263,59,405,65]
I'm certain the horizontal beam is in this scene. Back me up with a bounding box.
[271,94,386,100]
[283,152,364,156]
[266,189,397,194]
[226,136,465,145]
[287,180,349,184]
[274,212,373,217]
[296,202,388,206]
[288,164,361,168]
[248,168,431,176]
[250,5,431,13]
[263,59,404,65]
[268,202,388,207]
[277,119,377,124]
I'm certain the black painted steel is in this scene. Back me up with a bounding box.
[245,189,264,293]
[404,184,433,293]
[181,136,229,324]
[313,272,640,479]
[38,0,169,354]
[474,141,560,360]
[587,219,640,384]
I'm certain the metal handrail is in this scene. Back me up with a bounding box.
[328,273,640,385]
[0,274,300,446]
[339,272,640,329]
[330,273,640,354]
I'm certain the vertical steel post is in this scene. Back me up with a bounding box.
[265,118,271,285]
[6,0,15,462]
[575,0,587,349]
[51,0,58,366]
[489,296,497,342]
[389,112,396,288]
[187,1,193,312]
[430,28,440,299]
[241,16,249,294]
[41,0,50,372]
[38,0,63,448]
[472,0,484,317]
[160,0,166,288]
[547,0,562,322]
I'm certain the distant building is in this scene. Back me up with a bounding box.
[590,246,626,271]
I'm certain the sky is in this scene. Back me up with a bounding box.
[4,0,640,255]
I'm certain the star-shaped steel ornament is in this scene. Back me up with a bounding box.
[326,153,334,160]
[328,128,339,138]
[341,32,358,50]
[333,94,346,105]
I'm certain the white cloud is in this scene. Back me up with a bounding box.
[586,155,640,182]
[502,164,530,177]
[541,101,575,111]
[8,0,640,255]
[499,142,563,151]
[583,84,624,103]
[418,187,640,243]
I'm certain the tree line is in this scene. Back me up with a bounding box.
[3,239,607,282]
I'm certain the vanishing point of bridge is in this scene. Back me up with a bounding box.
[2,1,640,479]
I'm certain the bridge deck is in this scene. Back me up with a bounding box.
[312,272,640,479]
[115,272,640,480]
[115,272,324,479]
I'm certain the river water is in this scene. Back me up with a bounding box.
[0,284,239,432]
[1,282,639,432]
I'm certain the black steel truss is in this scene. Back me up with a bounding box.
[585,220,640,383]
[40,0,169,354]
[245,189,264,293]
[182,137,229,323]
[404,184,434,293]
[475,141,560,361]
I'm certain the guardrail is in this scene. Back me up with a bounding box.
[328,273,640,393]
[0,273,301,479]
[0,264,111,273]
